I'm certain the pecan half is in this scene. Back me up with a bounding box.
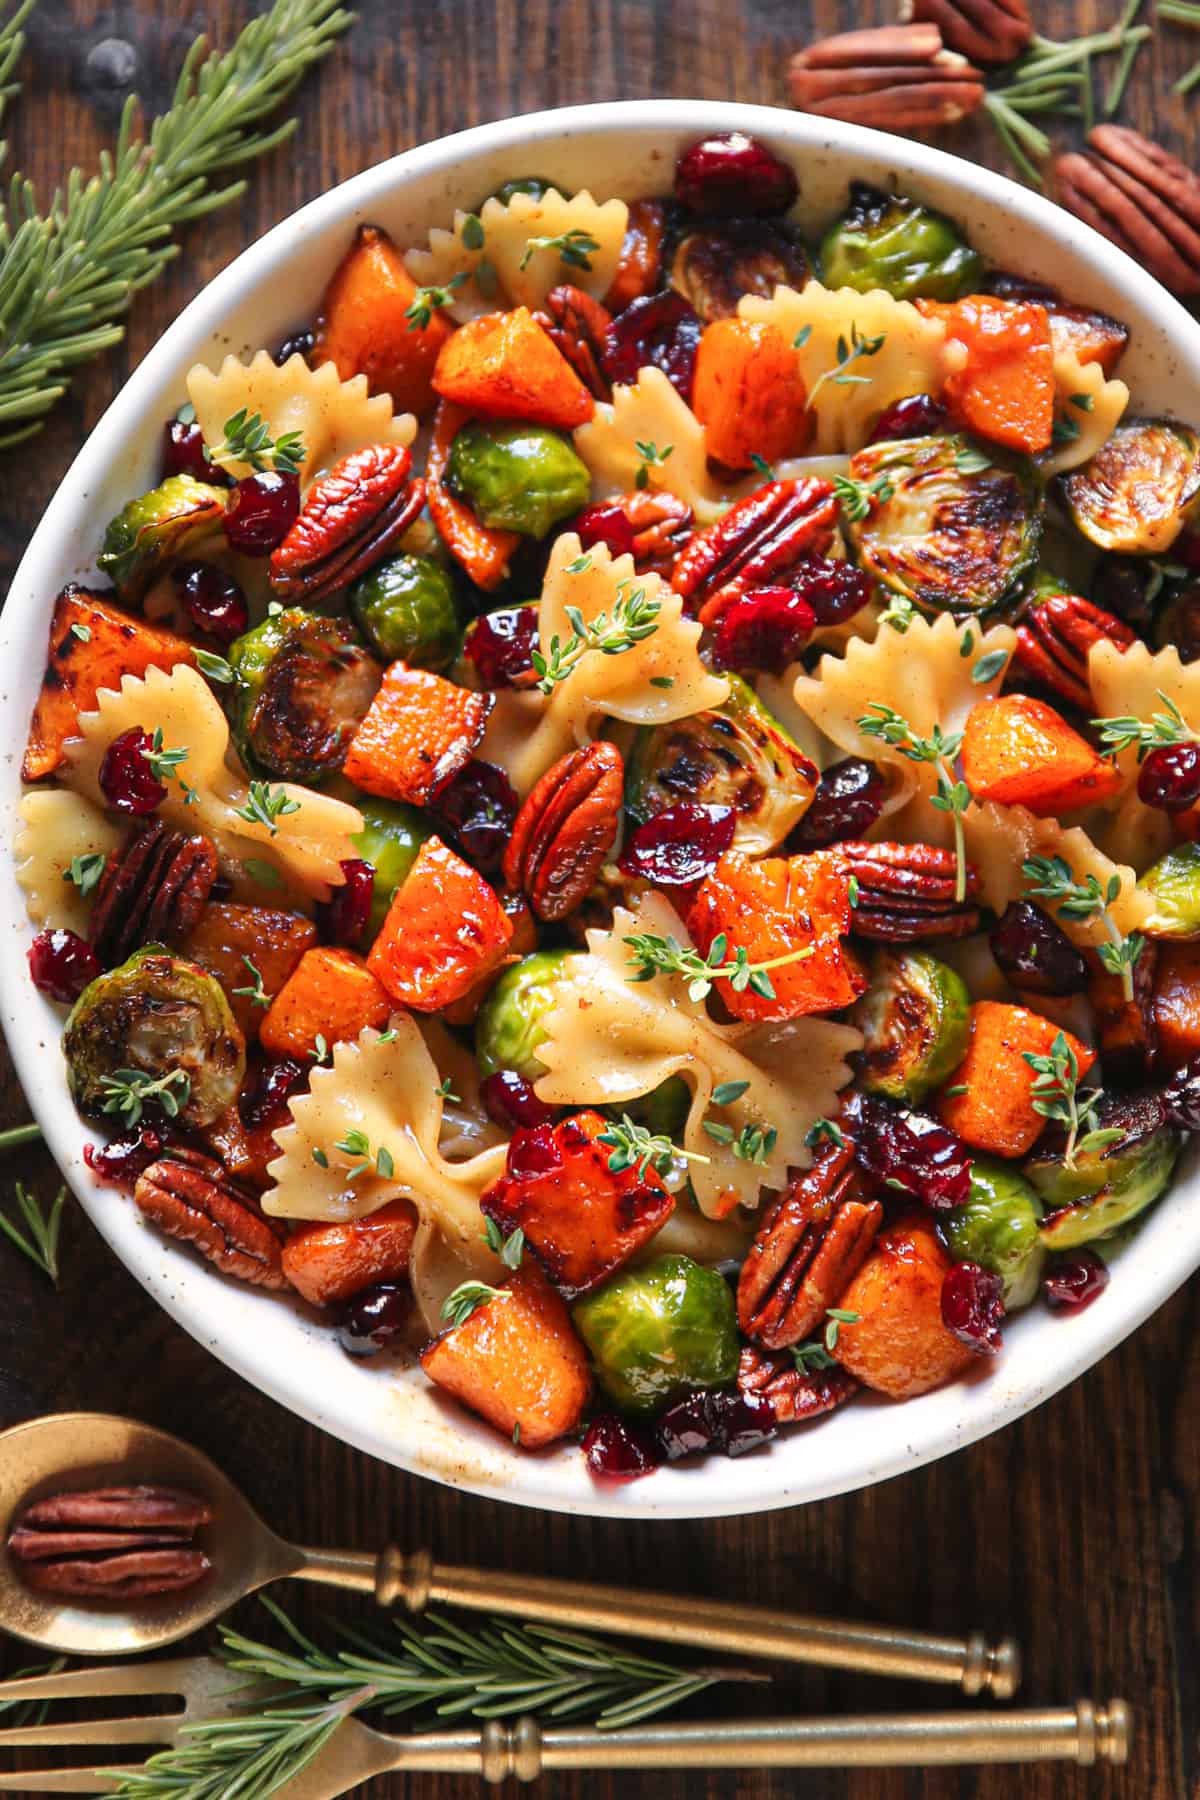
[1055,127,1200,301]
[8,1484,212,1599]
[604,199,667,313]
[837,840,981,942]
[600,489,694,576]
[269,443,426,603]
[533,285,613,400]
[901,0,1031,65]
[671,478,839,627]
[738,1344,859,1424]
[135,1151,288,1289]
[788,24,985,131]
[503,742,623,922]
[738,1144,882,1347]
[1013,593,1136,711]
[89,820,218,967]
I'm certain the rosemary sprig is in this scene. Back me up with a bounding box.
[111,1693,359,1800]
[806,323,887,407]
[531,582,661,693]
[0,1182,64,1285]
[1161,0,1200,93]
[598,1115,710,1179]
[623,928,814,1003]
[1092,690,1199,760]
[519,228,600,271]
[0,0,35,163]
[208,407,305,476]
[1022,1031,1122,1168]
[98,1066,191,1126]
[1022,854,1143,1001]
[858,703,971,903]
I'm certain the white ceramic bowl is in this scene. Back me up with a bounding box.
[2,100,1197,1518]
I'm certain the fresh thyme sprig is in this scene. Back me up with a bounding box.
[0,1182,64,1285]
[623,929,814,1004]
[232,956,272,1010]
[98,1066,191,1126]
[519,228,600,271]
[791,1307,862,1371]
[333,1128,395,1183]
[209,407,306,476]
[483,1217,526,1267]
[235,780,302,836]
[1092,690,1199,760]
[1022,1031,1122,1169]
[700,1118,778,1165]
[65,850,107,896]
[806,323,887,407]
[141,727,190,785]
[833,469,894,524]
[1022,854,1144,1001]
[405,271,467,330]
[441,1279,503,1327]
[531,583,662,694]
[858,703,971,903]
[598,1115,711,1179]
[634,438,673,490]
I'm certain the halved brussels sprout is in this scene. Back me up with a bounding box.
[854,949,970,1104]
[939,1158,1045,1309]
[475,949,579,1082]
[1026,1093,1181,1249]
[624,675,817,853]
[843,434,1042,617]
[1139,842,1200,939]
[818,183,983,304]
[1061,418,1200,556]
[490,177,556,206]
[227,608,381,781]
[669,219,809,323]
[353,797,433,941]
[573,1253,740,1416]
[348,552,459,670]
[97,475,228,603]
[446,422,591,539]
[63,948,245,1129]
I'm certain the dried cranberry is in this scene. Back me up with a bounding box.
[618,802,736,887]
[223,470,300,556]
[336,1282,413,1355]
[657,1389,776,1460]
[318,858,375,948]
[28,927,100,1002]
[480,1072,552,1133]
[1164,1056,1200,1131]
[941,1262,1005,1354]
[603,291,703,403]
[583,1413,663,1481]
[84,1126,166,1191]
[172,560,248,644]
[674,132,799,218]
[240,1058,308,1131]
[868,394,949,443]
[717,1389,778,1457]
[1139,741,1200,812]
[789,555,873,628]
[433,760,517,874]
[711,585,816,673]
[989,900,1088,997]
[463,606,538,689]
[506,1123,563,1181]
[1161,586,1200,664]
[98,727,166,815]
[791,759,885,851]
[850,1092,972,1210]
[575,502,637,560]
[275,329,315,366]
[1042,1250,1110,1312]
[656,1392,718,1458]
[161,416,229,486]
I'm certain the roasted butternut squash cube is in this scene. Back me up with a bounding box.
[692,318,811,471]
[1153,942,1200,1072]
[259,946,392,1058]
[937,1001,1095,1158]
[183,902,317,1043]
[313,223,452,418]
[367,836,514,1011]
[832,1213,977,1400]
[433,307,595,429]
[961,693,1121,815]
[918,295,1054,454]
[343,662,492,806]
[282,1200,419,1307]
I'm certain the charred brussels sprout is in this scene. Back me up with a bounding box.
[818,183,982,303]
[1027,1094,1181,1249]
[1062,418,1200,555]
[1140,841,1200,938]
[475,949,578,1081]
[940,1159,1045,1309]
[669,219,809,323]
[843,433,1042,616]
[854,949,970,1104]
[63,948,245,1129]
[352,797,433,941]
[228,608,381,781]
[624,675,818,853]
[446,422,590,539]
[573,1254,739,1416]
[348,552,459,670]
[98,475,227,603]
[490,176,556,206]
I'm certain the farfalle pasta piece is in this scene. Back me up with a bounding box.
[61,665,362,900]
[1041,348,1129,477]
[405,187,628,320]
[573,367,748,524]
[961,802,1154,948]
[186,352,416,487]
[1084,636,1200,868]
[15,789,123,936]
[479,533,730,795]
[533,892,860,1219]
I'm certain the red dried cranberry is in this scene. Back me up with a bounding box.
[318,858,375,948]
[336,1282,413,1355]
[275,329,315,366]
[506,1123,563,1181]
[98,727,166,816]
[657,1389,777,1460]
[433,760,517,874]
[618,803,736,886]
[674,132,799,218]
[161,416,229,486]
[850,1092,972,1210]
[224,470,300,556]
[603,291,703,403]
[172,560,248,644]
[575,502,637,560]
[941,1261,1005,1354]
[240,1058,308,1131]
[711,585,816,673]
[716,1389,778,1457]
[481,1070,556,1132]
[583,1413,663,1481]
[789,554,873,627]
[868,394,950,443]
[989,901,1088,997]
[84,1126,166,1191]
[1042,1250,1110,1312]
[791,758,885,851]
[464,606,538,688]
[656,1392,718,1458]
[28,927,100,1002]
[1139,741,1200,812]
[1164,1056,1200,1132]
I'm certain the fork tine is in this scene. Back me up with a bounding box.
[0,1658,202,1707]
[0,1714,179,1750]
[0,1769,123,1793]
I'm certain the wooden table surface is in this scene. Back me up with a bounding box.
[1,2,1198,1795]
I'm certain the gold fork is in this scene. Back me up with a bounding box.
[0,1659,1130,1793]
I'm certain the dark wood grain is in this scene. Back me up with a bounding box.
[0,3,1197,1795]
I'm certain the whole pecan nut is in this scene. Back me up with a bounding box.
[901,0,1031,66]
[737,1143,882,1347]
[269,443,426,603]
[533,285,613,400]
[503,741,624,922]
[89,820,218,967]
[836,840,981,942]
[671,478,839,627]
[7,1484,212,1598]
[135,1151,288,1289]
[738,1344,859,1424]
[1055,127,1200,301]
[788,25,985,131]
[1013,593,1136,711]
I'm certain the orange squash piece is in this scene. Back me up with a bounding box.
[433,306,595,429]
[427,399,520,591]
[23,585,197,782]
[343,662,492,806]
[919,295,1054,454]
[832,1213,977,1401]
[420,1264,592,1449]
[686,850,866,1023]
[282,1200,419,1308]
[961,694,1121,815]
[1045,303,1129,377]
[937,1001,1096,1158]
[259,946,392,1059]
[1153,943,1200,1072]
[367,836,514,1012]
[312,223,452,419]
[692,318,812,471]
[184,903,318,1043]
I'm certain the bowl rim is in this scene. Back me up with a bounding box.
[3,96,1199,1520]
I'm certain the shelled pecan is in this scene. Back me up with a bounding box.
[269,443,426,602]
[8,1484,212,1598]
[604,199,667,314]
[581,490,694,576]
[503,741,624,922]
[737,1344,859,1424]
[533,285,612,399]
[670,478,839,627]
[738,1143,882,1348]
[135,1149,288,1289]
[901,0,1031,66]
[788,25,985,132]
[89,820,218,966]
[1054,127,1200,301]
[1012,594,1136,712]
[837,841,982,942]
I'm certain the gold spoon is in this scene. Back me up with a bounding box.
[0,1412,1020,1695]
